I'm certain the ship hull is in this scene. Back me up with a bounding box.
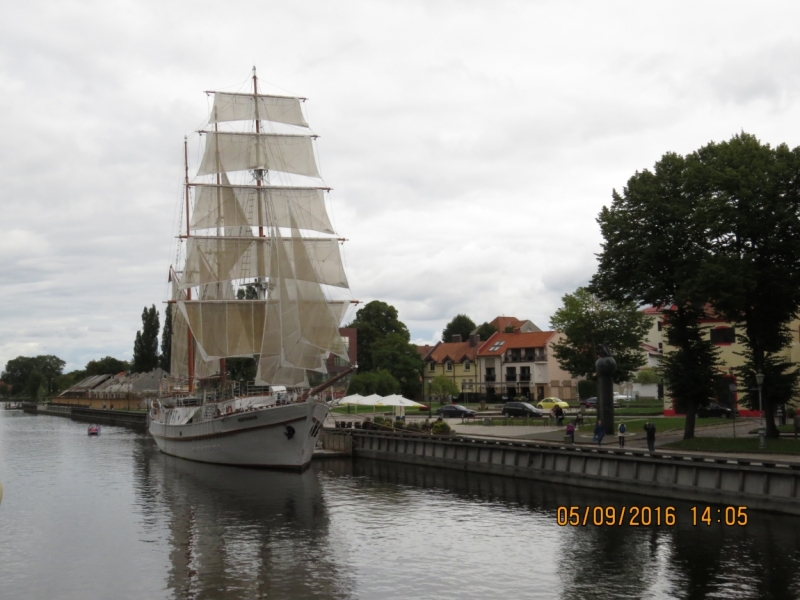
[149,400,328,470]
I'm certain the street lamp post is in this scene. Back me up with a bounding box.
[728,380,737,439]
[428,379,432,419]
[756,372,765,449]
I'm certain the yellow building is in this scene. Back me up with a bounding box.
[422,334,481,402]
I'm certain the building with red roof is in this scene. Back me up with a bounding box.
[476,330,576,402]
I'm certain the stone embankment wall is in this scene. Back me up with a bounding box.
[21,403,148,429]
[322,429,800,515]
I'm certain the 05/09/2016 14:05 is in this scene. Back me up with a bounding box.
[556,505,749,527]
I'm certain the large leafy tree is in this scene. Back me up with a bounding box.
[549,287,649,384]
[85,356,130,376]
[347,301,409,372]
[591,149,721,439]
[1,355,66,397]
[441,314,476,342]
[592,133,800,438]
[371,333,424,399]
[692,134,800,437]
[132,305,160,373]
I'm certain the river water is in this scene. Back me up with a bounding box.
[1,411,800,599]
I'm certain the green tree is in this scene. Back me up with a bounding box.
[591,148,721,439]
[227,357,257,383]
[442,314,476,342]
[347,370,400,396]
[549,287,649,384]
[85,356,129,376]
[160,304,172,372]
[132,305,160,373]
[347,301,410,372]
[691,134,800,437]
[475,322,498,342]
[734,333,800,417]
[659,308,721,438]
[429,375,460,405]
[594,133,800,438]
[1,355,66,396]
[635,367,661,385]
[371,332,424,398]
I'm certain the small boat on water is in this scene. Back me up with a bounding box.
[88,425,100,435]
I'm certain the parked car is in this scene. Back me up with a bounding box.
[613,392,632,402]
[536,397,570,410]
[502,402,544,418]
[579,396,620,409]
[697,403,738,418]
[436,404,477,418]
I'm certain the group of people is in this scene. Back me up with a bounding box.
[580,419,657,452]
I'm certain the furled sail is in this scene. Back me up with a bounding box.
[209,92,308,127]
[196,132,320,178]
[190,184,334,234]
[181,237,348,290]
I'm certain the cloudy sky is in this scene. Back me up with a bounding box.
[2,0,800,372]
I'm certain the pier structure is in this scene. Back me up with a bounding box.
[321,429,800,515]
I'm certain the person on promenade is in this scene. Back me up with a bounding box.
[555,405,564,426]
[618,422,626,447]
[549,407,556,426]
[794,410,800,440]
[644,422,656,453]
[593,420,604,445]
[566,420,576,444]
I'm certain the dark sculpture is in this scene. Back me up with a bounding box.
[595,339,617,435]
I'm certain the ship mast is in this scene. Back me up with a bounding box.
[253,67,268,302]
[213,108,227,388]
[184,137,195,393]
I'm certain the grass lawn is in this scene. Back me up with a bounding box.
[462,417,554,427]
[662,437,800,454]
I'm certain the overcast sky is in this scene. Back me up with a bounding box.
[2,1,800,372]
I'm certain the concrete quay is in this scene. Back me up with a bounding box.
[320,428,800,515]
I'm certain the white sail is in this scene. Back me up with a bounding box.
[197,132,320,178]
[209,92,308,127]
[181,236,348,290]
[191,184,334,234]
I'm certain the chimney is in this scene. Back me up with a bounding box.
[451,334,462,343]
[469,334,479,347]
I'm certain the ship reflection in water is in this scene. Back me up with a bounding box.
[141,452,355,599]
[1,413,800,599]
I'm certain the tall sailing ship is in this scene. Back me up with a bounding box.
[149,70,355,469]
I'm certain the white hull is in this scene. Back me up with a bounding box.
[149,399,328,470]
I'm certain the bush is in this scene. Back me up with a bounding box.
[431,420,451,435]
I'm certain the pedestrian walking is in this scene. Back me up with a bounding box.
[593,420,605,446]
[549,407,556,426]
[555,405,564,426]
[644,421,656,453]
[618,422,626,447]
[794,410,800,440]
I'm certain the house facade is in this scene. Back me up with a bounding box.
[643,306,800,415]
[476,330,577,401]
[422,334,481,402]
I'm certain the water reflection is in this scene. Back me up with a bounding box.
[334,459,800,600]
[2,411,800,599]
[139,446,355,599]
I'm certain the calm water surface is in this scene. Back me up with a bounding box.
[1,411,800,599]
